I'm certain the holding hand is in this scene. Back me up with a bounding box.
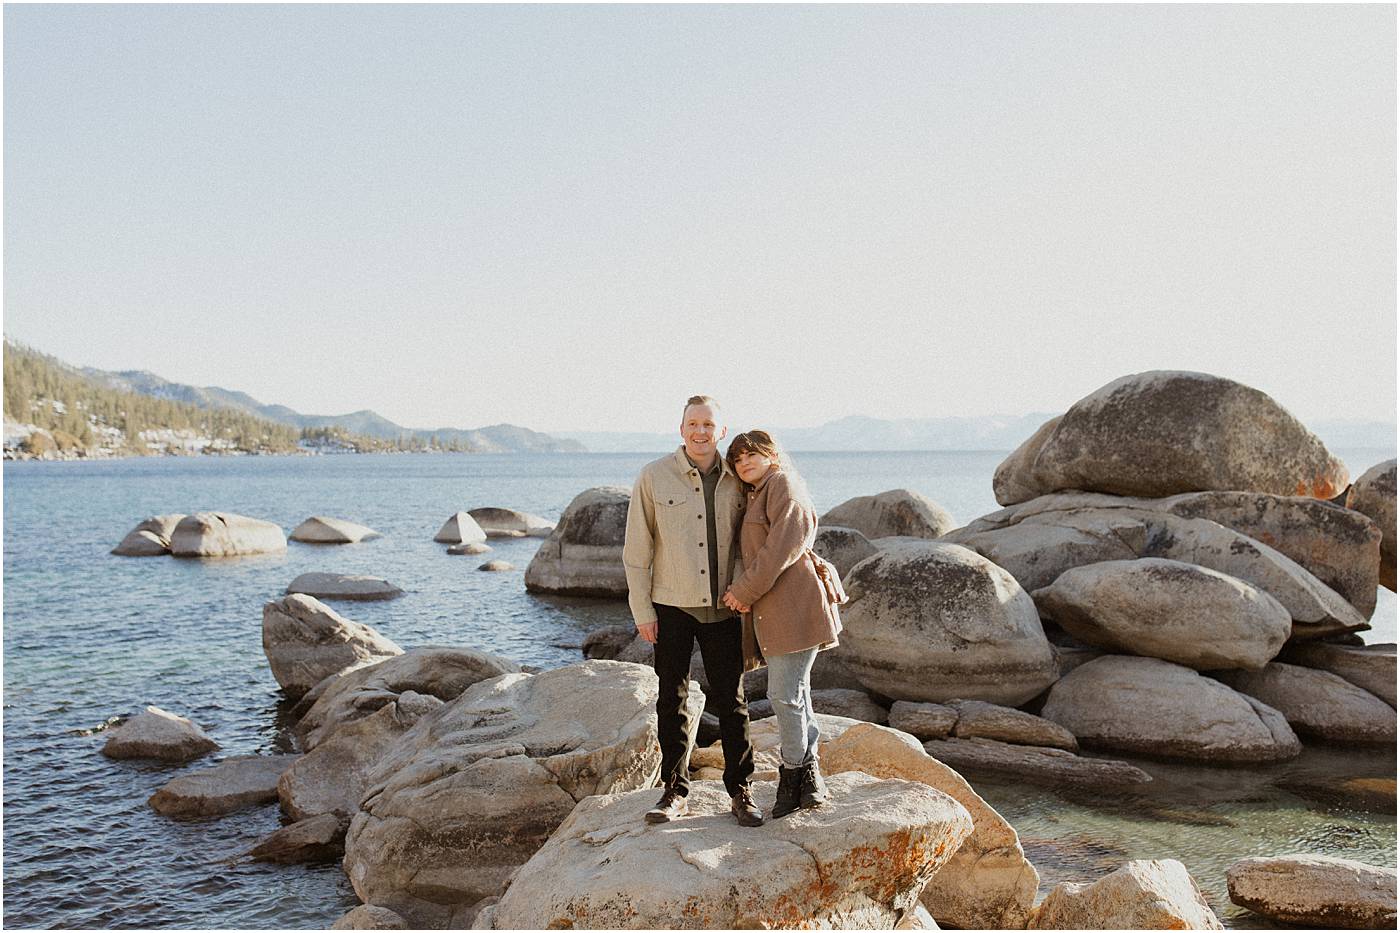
[722,589,750,614]
[637,621,658,644]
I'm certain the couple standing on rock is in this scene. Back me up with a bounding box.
[623,394,845,827]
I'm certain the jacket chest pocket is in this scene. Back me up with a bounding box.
[654,492,691,508]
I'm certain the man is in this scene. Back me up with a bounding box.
[622,394,761,826]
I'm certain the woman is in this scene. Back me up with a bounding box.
[721,430,843,818]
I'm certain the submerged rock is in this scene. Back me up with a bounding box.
[486,772,973,931]
[100,706,219,763]
[837,540,1058,705]
[433,511,487,545]
[261,594,402,700]
[1040,656,1301,763]
[330,905,409,930]
[1227,855,1396,929]
[992,371,1348,505]
[170,511,286,557]
[1028,858,1222,929]
[112,514,185,556]
[149,755,298,817]
[1213,662,1397,744]
[447,541,491,555]
[476,560,513,572]
[342,661,704,927]
[467,507,554,538]
[1032,558,1292,670]
[523,486,630,597]
[286,572,403,601]
[289,516,381,544]
[820,489,956,540]
[1347,459,1397,591]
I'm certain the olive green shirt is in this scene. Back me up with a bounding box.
[680,451,732,624]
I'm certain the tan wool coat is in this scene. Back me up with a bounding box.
[727,468,842,670]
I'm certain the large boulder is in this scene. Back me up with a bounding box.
[1227,855,1396,929]
[1031,558,1292,670]
[820,490,956,540]
[467,507,554,538]
[486,772,973,930]
[820,723,1040,930]
[1028,859,1222,930]
[286,572,404,601]
[149,755,298,817]
[100,706,219,762]
[261,594,403,700]
[1040,656,1301,763]
[922,737,1150,789]
[523,486,630,597]
[342,661,704,927]
[1278,640,1396,707]
[943,500,1368,639]
[813,525,880,578]
[169,511,286,557]
[992,371,1349,505]
[289,516,381,544]
[294,647,520,750]
[836,540,1058,705]
[1213,662,1397,744]
[433,511,487,545]
[1160,491,1382,617]
[112,514,184,556]
[1347,459,1397,591]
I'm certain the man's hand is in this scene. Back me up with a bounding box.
[722,590,750,614]
[637,621,658,644]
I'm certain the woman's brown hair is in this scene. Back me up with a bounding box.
[726,429,780,467]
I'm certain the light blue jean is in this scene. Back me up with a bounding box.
[766,646,821,768]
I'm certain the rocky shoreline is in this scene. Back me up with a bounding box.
[94,369,1396,929]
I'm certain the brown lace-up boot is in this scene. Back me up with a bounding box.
[645,782,688,824]
[731,784,764,827]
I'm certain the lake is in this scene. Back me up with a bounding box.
[3,449,1394,928]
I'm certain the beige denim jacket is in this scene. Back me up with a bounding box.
[623,447,746,627]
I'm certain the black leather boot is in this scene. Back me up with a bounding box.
[771,765,802,818]
[799,761,829,809]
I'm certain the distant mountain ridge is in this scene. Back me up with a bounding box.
[83,367,584,453]
[555,413,1396,454]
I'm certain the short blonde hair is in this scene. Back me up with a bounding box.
[682,395,721,419]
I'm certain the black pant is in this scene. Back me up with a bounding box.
[653,603,754,797]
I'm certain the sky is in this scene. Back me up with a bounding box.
[3,4,1395,435]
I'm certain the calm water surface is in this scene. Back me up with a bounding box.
[4,450,1395,928]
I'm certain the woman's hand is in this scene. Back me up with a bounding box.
[722,589,750,614]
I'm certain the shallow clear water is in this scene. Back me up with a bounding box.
[3,449,1394,928]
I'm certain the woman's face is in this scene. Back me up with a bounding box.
[732,450,777,484]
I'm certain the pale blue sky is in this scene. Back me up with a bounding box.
[4,4,1395,434]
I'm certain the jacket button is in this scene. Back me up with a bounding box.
[694,487,700,492]
[698,542,704,547]
[700,569,705,574]
[697,514,703,519]
[668,499,674,504]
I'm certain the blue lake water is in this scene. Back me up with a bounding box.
[3,449,1395,928]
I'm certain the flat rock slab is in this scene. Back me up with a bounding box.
[290,516,381,544]
[101,706,219,763]
[286,573,403,601]
[948,700,1078,751]
[170,511,287,557]
[262,594,403,699]
[434,511,487,545]
[149,754,299,817]
[889,701,959,740]
[486,773,973,930]
[812,688,888,724]
[112,514,185,555]
[1029,858,1222,929]
[1227,855,1396,929]
[468,507,554,538]
[923,737,1150,789]
[248,812,346,863]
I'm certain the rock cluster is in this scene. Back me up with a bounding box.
[112,514,185,556]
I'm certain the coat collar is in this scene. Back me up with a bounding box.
[750,465,781,492]
[671,445,738,481]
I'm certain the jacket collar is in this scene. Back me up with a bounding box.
[750,465,781,492]
[672,445,737,481]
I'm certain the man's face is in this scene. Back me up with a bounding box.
[680,403,726,462]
